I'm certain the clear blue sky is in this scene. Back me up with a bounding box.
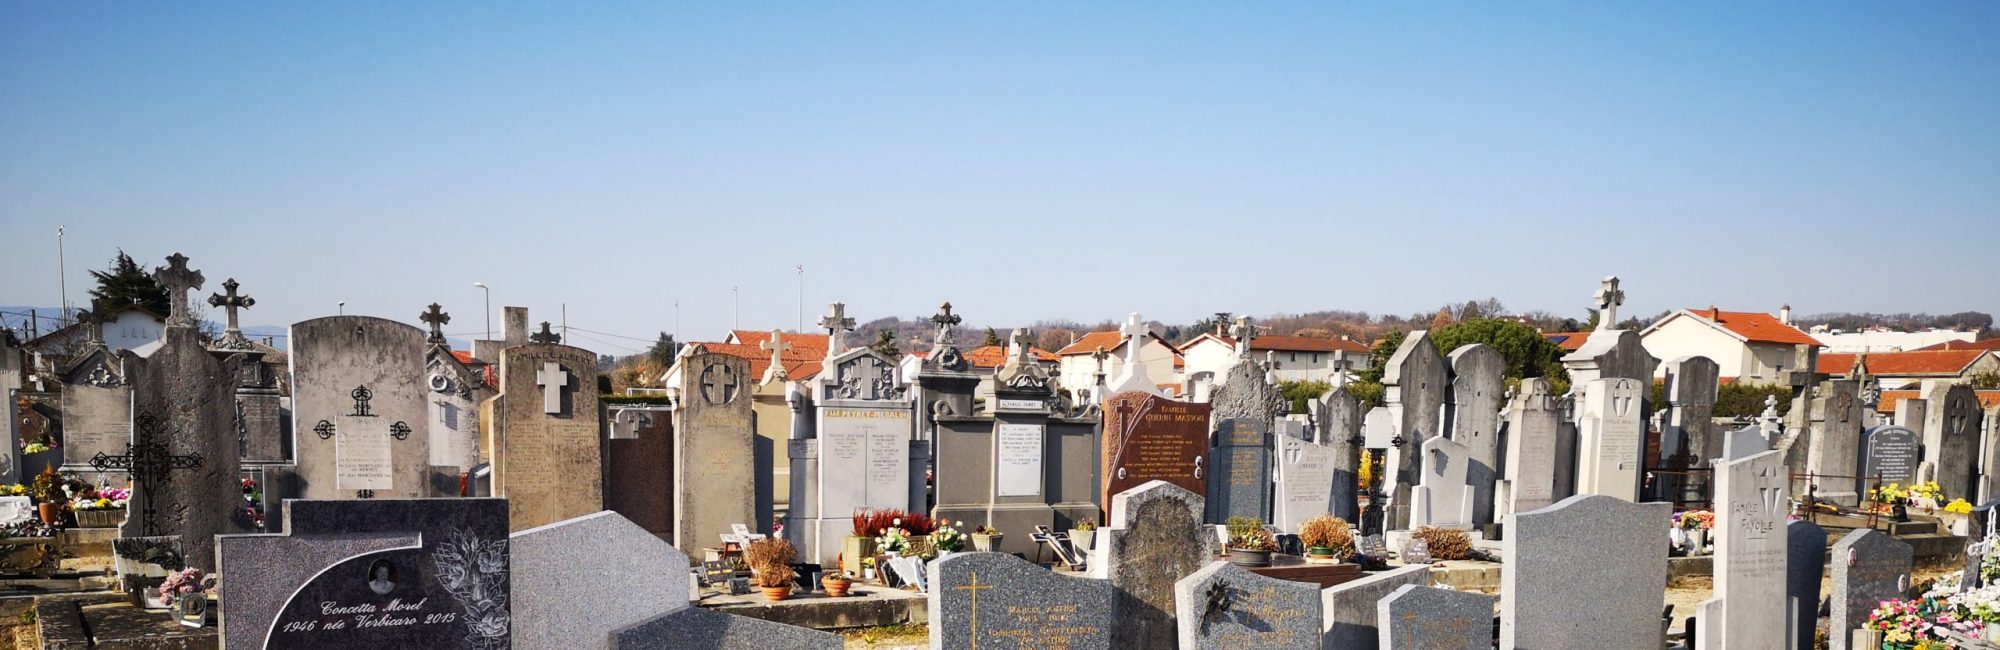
[3,3,1995,354]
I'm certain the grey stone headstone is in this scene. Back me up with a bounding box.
[928,552,1114,650]
[1503,379,1561,514]
[1807,380,1864,504]
[218,498,511,650]
[1928,384,1982,503]
[1663,356,1721,471]
[1828,529,1912,650]
[1411,434,1473,528]
[58,349,134,482]
[796,348,915,563]
[1560,329,1659,387]
[511,511,689,650]
[1501,494,1668,650]
[1696,449,1788,650]
[1104,480,1219,648]
[426,343,494,476]
[1205,418,1273,524]
[1382,331,1447,530]
[1786,520,1827,650]
[1722,424,1772,463]
[1321,564,1430,649]
[1574,378,1644,501]
[612,606,841,649]
[123,314,253,567]
[493,342,604,532]
[1320,385,1365,521]
[605,407,675,541]
[1446,344,1504,526]
[1173,560,1320,649]
[1274,436,1338,533]
[1379,584,1494,650]
[288,316,432,499]
[672,352,758,552]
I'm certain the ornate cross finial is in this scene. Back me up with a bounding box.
[1593,276,1624,332]
[207,278,256,350]
[153,253,205,328]
[530,321,561,344]
[762,329,792,381]
[420,303,451,345]
[930,302,962,346]
[819,302,855,355]
[1008,328,1036,362]
[1092,345,1110,377]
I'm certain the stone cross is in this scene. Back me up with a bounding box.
[1331,350,1350,388]
[1009,327,1035,362]
[529,321,561,344]
[1092,345,1110,382]
[536,362,569,415]
[954,571,996,640]
[420,303,451,345]
[91,411,204,536]
[818,302,855,355]
[930,302,961,346]
[761,330,792,380]
[700,363,740,404]
[74,308,103,345]
[153,253,205,328]
[1593,276,1624,332]
[1230,315,1254,357]
[206,277,256,349]
[1118,313,1149,363]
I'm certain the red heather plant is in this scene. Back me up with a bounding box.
[901,512,936,536]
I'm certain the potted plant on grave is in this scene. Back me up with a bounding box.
[1298,515,1354,561]
[1409,526,1472,562]
[743,538,798,602]
[73,487,130,529]
[929,518,964,558]
[1069,520,1097,558]
[970,525,1004,552]
[821,569,855,598]
[158,567,214,621]
[28,466,62,525]
[900,513,939,560]
[1678,510,1715,554]
[1225,516,1276,567]
[846,509,891,578]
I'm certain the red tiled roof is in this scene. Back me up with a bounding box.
[1208,335,1369,354]
[961,345,1058,368]
[1877,389,2000,414]
[1546,331,1593,352]
[1816,350,1988,377]
[729,330,830,352]
[1685,309,1822,346]
[692,342,822,381]
[1917,339,2000,352]
[1056,331,1126,356]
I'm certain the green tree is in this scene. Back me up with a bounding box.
[87,250,169,316]
[1429,318,1571,390]
[983,328,1002,347]
[870,330,899,358]
[1279,380,1332,414]
[1968,370,2000,390]
[648,332,680,367]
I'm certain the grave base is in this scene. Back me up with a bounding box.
[36,592,216,649]
[701,582,927,630]
[1243,554,1364,589]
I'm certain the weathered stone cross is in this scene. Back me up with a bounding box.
[701,363,740,404]
[1118,313,1149,364]
[537,362,569,414]
[153,253,205,328]
[1009,328,1036,363]
[819,302,855,355]
[1230,316,1253,357]
[529,321,561,344]
[420,303,451,345]
[762,330,792,381]
[92,411,204,536]
[1593,275,1624,331]
[930,302,961,346]
[1331,350,1350,388]
[206,277,256,349]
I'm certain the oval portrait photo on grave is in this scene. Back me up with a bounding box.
[367,559,398,595]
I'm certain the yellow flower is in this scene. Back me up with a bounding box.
[1947,498,1974,514]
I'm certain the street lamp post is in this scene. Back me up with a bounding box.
[473,282,491,341]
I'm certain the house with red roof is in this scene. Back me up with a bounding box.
[1638,306,1824,385]
[1053,328,1182,399]
[657,329,832,511]
[1816,349,2000,390]
[1179,332,1371,398]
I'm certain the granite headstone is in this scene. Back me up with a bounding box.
[1172,560,1320,649]
[1102,480,1219,648]
[1379,584,1494,650]
[1501,494,1668,650]
[928,551,1113,650]
[1828,529,1913,650]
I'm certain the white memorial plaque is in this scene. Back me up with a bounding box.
[819,408,912,514]
[335,417,394,490]
[996,398,1044,411]
[995,423,1045,497]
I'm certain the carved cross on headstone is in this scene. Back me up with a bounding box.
[700,363,740,405]
[420,303,451,345]
[529,321,561,344]
[206,277,256,349]
[762,330,792,381]
[954,571,996,640]
[153,253,205,328]
[930,302,961,346]
[536,362,570,415]
[91,411,203,536]
[819,302,855,355]
[1593,275,1624,332]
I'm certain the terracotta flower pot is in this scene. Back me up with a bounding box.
[37,503,57,525]
[760,585,792,601]
[821,577,852,598]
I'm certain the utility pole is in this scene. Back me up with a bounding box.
[733,286,740,330]
[56,226,70,323]
[796,264,804,334]
[561,303,568,342]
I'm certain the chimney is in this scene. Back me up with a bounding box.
[1779,304,1792,326]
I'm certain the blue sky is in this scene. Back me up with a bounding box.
[3,3,1995,354]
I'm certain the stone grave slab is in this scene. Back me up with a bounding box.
[1173,560,1320,649]
[928,551,1113,650]
[611,606,840,649]
[511,511,689,650]
[59,349,133,480]
[1929,384,1981,503]
[1379,584,1494,650]
[673,352,758,553]
[1103,480,1218,647]
[1503,379,1561,515]
[1787,520,1827,650]
[1321,564,1430,649]
[1206,418,1273,524]
[1446,344,1504,526]
[1100,393,1211,515]
[1410,435,1473,529]
[1696,449,1787,650]
[1502,494,1668,650]
[1274,436,1337,533]
[426,334,493,477]
[606,407,675,541]
[1574,378,1644,501]
[1321,384,1365,521]
[1864,427,1919,486]
[1721,424,1771,463]
[1828,529,1913,650]
[493,343,603,531]
[288,316,432,499]
[1382,331,1447,530]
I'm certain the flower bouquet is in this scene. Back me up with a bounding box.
[74,487,129,528]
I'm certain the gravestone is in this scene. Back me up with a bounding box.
[1173,560,1321,649]
[0,329,19,484]
[1721,425,1772,463]
[59,345,133,483]
[1273,435,1337,533]
[1808,379,1864,506]
[797,346,914,564]
[1205,418,1272,524]
[1409,435,1473,529]
[1502,378,1561,515]
[1319,379,1365,521]
[611,606,841,649]
[1864,426,1920,486]
[217,498,510,649]
[1560,327,1660,388]
[1379,584,1495,650]
[511,511,688,650]
[1445,344,1504,526]
[288,316,431,500]
[1786,521,1827,650]
[606,407,675,541]
[208,278,287,469]
[1928,384,1982,503]
[672,352,758,552]
[1502,494,1668,650]
[1574,378,1644,501]
[1100,392,1211,515]
[1695,449,1788,650]
[115,253,252,572]
[1102,480,1219,648]
[929,552,1113,650]
[1828,529,1913,650]
[1321,564,1431,649]
[492,341,603,531]
[1660,356,1720,504]
[1900,398,1929,439]
[424,304,494,485]
[1382,331,1448,530]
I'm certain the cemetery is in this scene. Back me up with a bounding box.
[0,255,1993,650]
